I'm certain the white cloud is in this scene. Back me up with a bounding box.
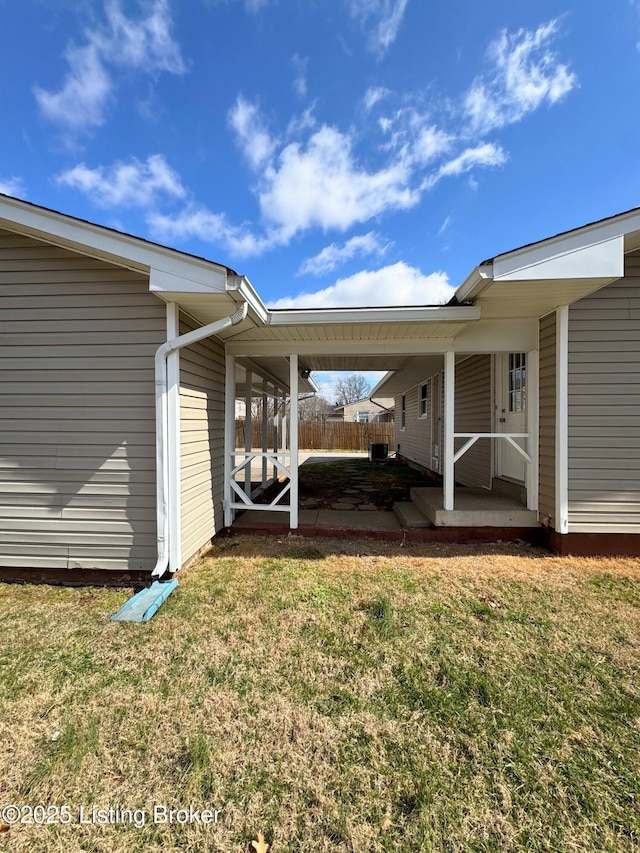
[348,0,410,58]
[34,44,112,130]
[438,142,507,178]
[149,205,274,256]
[245,0,270,11]
[34,0,185,132]
[298,232,391,276]
[292,54,308,98]
[412,125,453,165]
[0,177,26,198]
[98,0,185,72]
[56,154,186,207]
[170,91,507,257]
[228,96,277,169]
[363,86,390,110]
[438,215,452,235]
[464,19,577,134]
[259,125,418,240]
[269,261,454,308]
[135,18,574,260]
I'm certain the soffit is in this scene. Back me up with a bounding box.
[474,278,617,319]
[219,320,470,344]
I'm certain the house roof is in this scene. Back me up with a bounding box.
[0,191,238,276]
[3,193,640,397]
[477,203,640,267]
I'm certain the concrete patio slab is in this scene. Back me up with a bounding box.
[231,507,401,531]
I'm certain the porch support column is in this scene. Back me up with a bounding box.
[443,350,455,511]
[245,371,253,497]
[282,399,288,455]
[526,349,539,511]
[289,354,299,529]
[273,387,279,481]
[555,306,569,533]
[261,380,268,488]
[223,352,236,527]
[166,303,182,572]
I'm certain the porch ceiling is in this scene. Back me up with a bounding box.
[236,357,317,395]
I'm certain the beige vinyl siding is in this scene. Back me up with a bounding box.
[454,355,491,489]
[395,387,431,469]
[179,314,226,564]
[567,257,640,532]
[395,357,490,486]
[538,312,556,524]
[0,228,166,571]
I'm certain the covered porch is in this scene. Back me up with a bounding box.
[215,304,542,533]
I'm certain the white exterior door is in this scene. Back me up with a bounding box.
[495,353,527,482]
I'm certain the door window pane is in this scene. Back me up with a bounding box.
[508,353,526,413]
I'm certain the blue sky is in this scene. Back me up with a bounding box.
[1,0,639,400]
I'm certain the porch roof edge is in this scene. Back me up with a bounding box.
[266,304,481,326]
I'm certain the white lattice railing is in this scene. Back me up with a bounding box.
[228,451,292,512]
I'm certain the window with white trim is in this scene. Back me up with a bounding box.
[419,383,428,417]
[400,395,406,430]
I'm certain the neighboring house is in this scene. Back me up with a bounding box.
[332,397,394,423]
[0,194,639,584]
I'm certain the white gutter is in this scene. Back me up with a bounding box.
[453,262,494,303]
[267,304,480,325]
[151,300,248,578]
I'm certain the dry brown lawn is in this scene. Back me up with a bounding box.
[1,537,639,852]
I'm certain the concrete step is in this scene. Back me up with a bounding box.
[410,487,443,518]
[410,486,539,528]
[393,501,432,528]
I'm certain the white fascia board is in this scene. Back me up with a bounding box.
[494,233,624,282]
[453,263,494,303]
[150,266,227,294]
[0,194,229,285]
[267,305,480,326]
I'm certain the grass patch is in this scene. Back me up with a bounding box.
[0,538,639,851]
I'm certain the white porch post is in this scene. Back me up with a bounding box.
[443,350,455,511]
[526,349,539,511]
[261,381,269,488]
[224,352,236,527]
[282,400,288,455]
[273,388,279,481]
[166,303,182,572]
[555,306,569,533]
[244,370,253,497]
[289,354,299,529]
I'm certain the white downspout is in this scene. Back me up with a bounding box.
[152,301,248,578]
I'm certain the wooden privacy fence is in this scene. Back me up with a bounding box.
[235,420,396,452]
